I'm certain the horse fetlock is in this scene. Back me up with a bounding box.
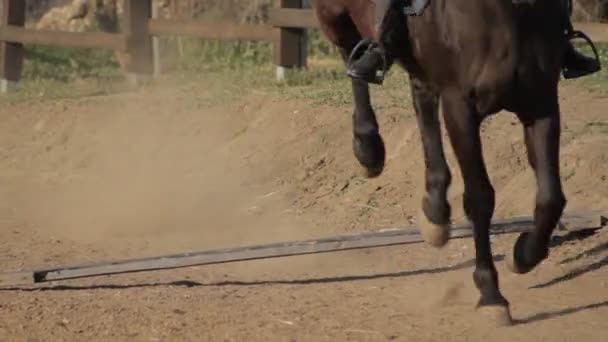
[423,193,451,224]
[508,232,549,274]
[474,268,512,326]
[473,267,498,289]
[352,132,385,178]
[418,198,450,248]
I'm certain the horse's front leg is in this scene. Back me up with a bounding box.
[350,78,386,177]
[410,76,452,247]
[510,100,566,274]
[442,92,512,327]
[324,18,385,177]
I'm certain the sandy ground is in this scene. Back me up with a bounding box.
[0,74,607,341]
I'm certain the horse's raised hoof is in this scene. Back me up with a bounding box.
[507,232,549,274]
[353,133,385,178]
[476,305,513,327]
[418,207,450,248]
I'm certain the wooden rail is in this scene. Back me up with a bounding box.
[268,8,318,29]
[148,19,275,42]
[1,0,608,91]
[0,25,127,51]
[0,210,605,288]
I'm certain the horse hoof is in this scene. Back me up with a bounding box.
[506,254,525,274]
[507,232,548,275]
[507,233,530,274]
[477,306,513,327]
[352,133,385,178]
[364,165,384,178]
[418,208,450,248]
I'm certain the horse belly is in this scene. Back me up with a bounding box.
[408,0,518,114]
[471,33,518,115]
[414,32,517,115]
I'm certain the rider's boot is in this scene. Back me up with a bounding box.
[346,0,408,84]
[562,37,601,79]
[561,2,601,79]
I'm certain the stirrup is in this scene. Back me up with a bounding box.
[346,39,389,84]
[563,30,602,79]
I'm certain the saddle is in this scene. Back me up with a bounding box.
[348,0,600,84]
[402,0,600,80]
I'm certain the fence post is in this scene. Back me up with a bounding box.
[0,0,25,93]
[273,0,307,81]
[122,0,154,86]
[151,1,161,77]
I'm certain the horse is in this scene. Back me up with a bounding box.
[312,0,588,325]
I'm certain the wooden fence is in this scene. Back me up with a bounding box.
[1,0,608,92]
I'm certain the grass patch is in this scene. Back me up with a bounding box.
[174,38,273,72]
[23,45,121,82]
[586,121,608,135]
[272,64,413,109]
[0,44,126,102]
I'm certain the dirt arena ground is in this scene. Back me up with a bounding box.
[0,72,607,341]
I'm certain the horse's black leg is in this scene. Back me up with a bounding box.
[338,41,386,177]
[317,10,385,177]
[350,77,386,177]
[410,76,451,247]
[510,104,566,274]
[442,92,511,326]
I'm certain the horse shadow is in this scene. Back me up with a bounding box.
[509,233,608,324]
[531,239,608,289]
[516,300,608,325]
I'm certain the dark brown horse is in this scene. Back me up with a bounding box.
[313,0,585,325]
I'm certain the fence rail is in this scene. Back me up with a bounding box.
[0,25,128,50]
[1,0,608,92]
[148,19,275,42]
[268,8,318,29]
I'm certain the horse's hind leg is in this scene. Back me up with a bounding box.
[510,100,566,274]
[410,76,452,247]
[442,92,512,326]
[318,13,385,177]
